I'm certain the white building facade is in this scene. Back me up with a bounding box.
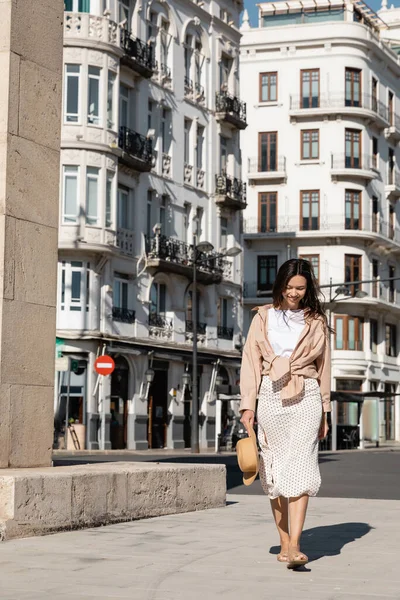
[240,0,400,444]
[56,0,246,450]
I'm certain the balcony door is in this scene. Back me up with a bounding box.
[345,254,362,295]
[258,192,277,233]
[117,187,130,230]
[257,255,277,293]
[345,129,361,168]
[345,68,361,107]
[259,132,277,172]
[345,190,361,230]
[300,69,319,108]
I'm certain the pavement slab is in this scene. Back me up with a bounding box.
[0,494,399,599]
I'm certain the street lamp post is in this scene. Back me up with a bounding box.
[190,237,241,454]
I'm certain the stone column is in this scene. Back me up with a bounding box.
[0,1,63,467]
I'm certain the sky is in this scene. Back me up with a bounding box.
[243,0,385,27]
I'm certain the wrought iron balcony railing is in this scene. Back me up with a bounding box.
[146,234,231,279]
[184,76,193,93]
[331,153,376,171]
[215,92,247,126]
[118,126,153,166]
[217,326,234,340]
[112,307,136,323]
[185,320,207,335]
[160,63,171,79]
[149,313,172,329]
[120,30,155,74]
[215,173,246,204]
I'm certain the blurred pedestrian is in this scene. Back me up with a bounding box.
[240,258,331,569]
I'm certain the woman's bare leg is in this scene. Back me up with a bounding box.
[288,494,309,558]
[270,497,290,557]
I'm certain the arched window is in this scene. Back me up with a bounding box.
[147,8,172,83]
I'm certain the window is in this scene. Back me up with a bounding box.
[106,171,114,228]
[370,319,378,354]
[372,196,379,233]
[86,167,99,225]
[88,66,101,125]
[345,129,361,168]
[260,72,277,102]
[220,217,228,249]
[218,298,233,339]
[300,190,319,230]
[371,77,378,112]
[184,119,191,164]
[372,258,379,298]
[146,190,153,239]
[194,38,203,91]
[65,64,80,123]
[161,108,171,155]
[257,255,277,292]
[63,166,79,223]
[389,203,395,240]
[300,69,319,108]
[147,99,154,131]
[301,129,319,160]
[220,136,228,172]
[345,254,362,295]
[389,265,395,303]
[113,275,128,310]
[389,91,394,126]
[119,0,129,23]
[345,190,361,230]
[150,282,166,316]
[220,55,231,90]
[183,202,191,243]
[60,261,90,312]
[107,72,116,129]
[186,290,200,323]
[345,68,361,107]
[259,132,277,171]
[160,195,167,233]
[299,254,319,281]
[184,35,192,81]
[160,19,170,71]
[117,186,130,230]
[385,323,397,357]
[372,137,378,169]
[258,192,277,233]
[196,126,204,170]
[196,207,203,237]
[388,148,395,185]
[334,315,363,350]
[65,0,90,11]
[120,85,129,129]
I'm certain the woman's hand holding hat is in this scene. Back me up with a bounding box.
[240,409,255,432]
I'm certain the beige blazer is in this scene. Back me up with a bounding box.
[239,305,331,414]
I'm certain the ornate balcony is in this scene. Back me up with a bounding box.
[146,234,230,284]
[386,169,400,200]
[185,320,206,345]
[148,313,173,340]
[217,326,234,340]
[64,12,120,52]
[215,92,247,130]
[184,76,194,98]
[386,114,400,143]
[118,127,153,171]
[215,173,247,210]
[112,307,136,323]
[120,30,155,78]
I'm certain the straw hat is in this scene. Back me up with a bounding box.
[236,426,259,486]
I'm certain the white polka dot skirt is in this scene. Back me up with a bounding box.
[257,375,322,500]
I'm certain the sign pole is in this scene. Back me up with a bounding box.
[93,353,115,451]
[64,357,71,450]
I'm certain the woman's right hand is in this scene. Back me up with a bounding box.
[240,409,255,432]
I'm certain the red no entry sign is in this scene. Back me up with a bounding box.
[94,355,115,376]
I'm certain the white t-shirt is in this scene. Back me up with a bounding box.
[268,308,306,358]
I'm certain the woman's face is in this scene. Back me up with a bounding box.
[281,275,307,310]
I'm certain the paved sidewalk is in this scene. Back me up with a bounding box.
[0,495,399,600]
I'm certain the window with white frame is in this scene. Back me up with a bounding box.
[196,206,203,237]
[220,55,231,90]
[64,0,90,12]
[119,0,129,23]
[160,194,167,233]
[184,35,193,81]
[160,19,170,71]
[63,165,79,223]
[105,171,114,228]
[150,282,166,316]
[220,135,228,173]
[119,84,129,129]
[183,202,191,243]
[113,274,129,309]
[65,64,80,123]
[86,167,99,225]
[148,99,154,131]
[107,71,116,129]
[147,189,153,239]
[88,66,101,125]
[194,38,203,92]
[60,261,90,313]
[161,108,171,155]
[220,217,228,249]
[117,186,130,229]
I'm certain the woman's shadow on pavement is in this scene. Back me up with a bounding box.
[270,522,373,564]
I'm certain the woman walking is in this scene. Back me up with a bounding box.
[240,258,331,569]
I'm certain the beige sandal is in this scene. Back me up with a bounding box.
[287,549,308,569]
